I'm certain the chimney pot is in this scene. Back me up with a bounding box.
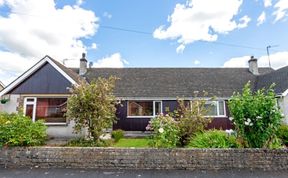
[79,53,87,75]
[248,56,259,75]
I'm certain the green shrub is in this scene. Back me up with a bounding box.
[188,130,239,148]
[175,97,211,146]
[111,129,124,142]
[228,82,282,148]
[0,112,47,147]
[277,124,288,146]
[65,138,113,147]
[147,114,180,148]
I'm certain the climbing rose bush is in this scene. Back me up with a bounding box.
[147,114,180,148]
[228,82,282,148]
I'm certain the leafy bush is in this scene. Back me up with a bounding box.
[65,138,113,147]
[175,96,211,146]
[111,129,124,142]
[188,130,239,148]
[0,112,47,147]
[228,82,282,148]
[147,114,180,148]
[276,124,288,146]
[66,76,118,142]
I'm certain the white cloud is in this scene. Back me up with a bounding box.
[90,43,97,49]
[237,15,251,28]
[193,60,200,65]
[264,0,272,7]
[76,0,84,6]
[93,53,128,68]
[0,51,36,84]
[176,44,185,54]
[257,11,266,26]
[0,0,98,84]
[223,51,288,69]
[273,0,288,21]
[153,0,247,53]
[103,12,112,19]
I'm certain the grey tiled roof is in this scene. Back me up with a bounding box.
[255,66,288,94]
[71,67,273,98]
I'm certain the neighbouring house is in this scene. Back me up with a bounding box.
[0,54,287,138]
[0,81,4,91]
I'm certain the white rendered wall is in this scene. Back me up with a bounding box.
[46,120,86,138]
[279,96,288,124]
[0,94,19,113]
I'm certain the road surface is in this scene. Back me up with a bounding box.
[1,168,288,178]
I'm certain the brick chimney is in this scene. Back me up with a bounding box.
[79,53,87,75]
[248,56,259,75]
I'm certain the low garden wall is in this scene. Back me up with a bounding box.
[1,147,288,170]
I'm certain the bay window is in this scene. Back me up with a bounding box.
[128,101,162,117]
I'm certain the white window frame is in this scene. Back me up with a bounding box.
[204,100,226,117]
[23,96,68,125]
[23,97,37,122]
[127,100,162,118]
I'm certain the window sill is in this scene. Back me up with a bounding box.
[44,123,68,126]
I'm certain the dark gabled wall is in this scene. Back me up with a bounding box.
[9,62,72,94]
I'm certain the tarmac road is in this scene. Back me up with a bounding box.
[1,168,288,178]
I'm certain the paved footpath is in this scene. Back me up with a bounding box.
[1,168,288,178]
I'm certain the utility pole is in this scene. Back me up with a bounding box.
[266,45,278,68]
[266,46,271,68]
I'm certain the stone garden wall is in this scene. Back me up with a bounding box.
[1,147,288,170]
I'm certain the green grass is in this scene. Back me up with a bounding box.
[112,138,150,148]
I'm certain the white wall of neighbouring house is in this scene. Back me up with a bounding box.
[0,94,20,113]
[278,96,288,124]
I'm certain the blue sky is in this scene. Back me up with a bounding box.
[0,0,288,84]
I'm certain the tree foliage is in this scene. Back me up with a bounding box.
[228,82,282,148]
[66,76,118,141]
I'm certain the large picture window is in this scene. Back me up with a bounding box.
[128,101,162,117]
[24,97,67,124]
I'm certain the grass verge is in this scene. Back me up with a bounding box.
[112,138,150,148]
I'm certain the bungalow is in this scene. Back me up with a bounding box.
[0,81,4,91]
[0,54,287,138]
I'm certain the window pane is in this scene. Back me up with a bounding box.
[205,102,217,116]
[36,98,67,123]
[218,101,225,115]
[26,98,35,102]
[128,101,153,116]
[155,101,162,115]
[25,104,34,119]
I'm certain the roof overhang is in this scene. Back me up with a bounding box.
[0,81,4,88]
[0,55,77,97]
[281,89,288,97]
[116,97,230,100]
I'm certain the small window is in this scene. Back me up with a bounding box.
[128,101,162,117]
[26,98,35,102]
[204,100,226,117]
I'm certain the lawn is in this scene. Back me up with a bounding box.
[112,138,150,148]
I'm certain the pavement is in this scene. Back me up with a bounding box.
[1,168,288,178]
